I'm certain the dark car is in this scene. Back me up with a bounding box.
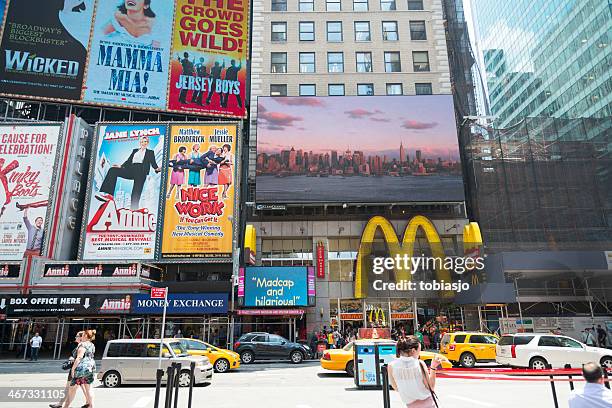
[234,332,311,364]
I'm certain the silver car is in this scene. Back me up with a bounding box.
[98,339,213,388]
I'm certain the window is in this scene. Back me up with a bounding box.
[184,340,208,350]
[270,84,287,96]
[107,343,145,357]
[326,0,341,11]
[407,0,423,10]
[513,336,535,345]
[559,337,583,348]
[357,83,374,95]
[299,22,315,41]
[299,0,314,11]
[386,83,402,95]
[354,22,370,41]
[327,52,344,72]
[469,335,498,344]
[415,83,432,95]
[271,52,287,73]
[252,335,268,342]
[410,21,426,40]
[299,84,316,96]
[269,335,287,343]
[299,52,315,73]
[380,0,396,10]
[538,336,562,347]
[271,22,287,42]
[384,52,401,72]
[453,335,467,343]
[328,84,345,96]
[412,51,430,72]
[382,21,398,41]
[353,0,368,11]
[272,0,287,11]
[355,52,372,72]
[327,21,343,42]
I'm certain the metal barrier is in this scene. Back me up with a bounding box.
[153,362,197,408]
[380,364,612,408]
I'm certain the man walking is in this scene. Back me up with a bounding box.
[597,325,608,348]
[568,362,612,407]
[30,332,42,361]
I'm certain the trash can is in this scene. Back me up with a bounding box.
[354,340,397,388]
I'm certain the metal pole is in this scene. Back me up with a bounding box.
[547,363,559,408]
[412,300,419,333]
[164,365,175,408]
[158,288,168,370]
[585,278,595,326]
[381,364,391,408]
[173,363,180,408]
[188,361,195,408]
[23,322,31,361]
[514,278,525,332]
[564,364,574,391]
[154,369,164,408]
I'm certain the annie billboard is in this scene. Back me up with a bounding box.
[80,123,166,260]
[255,96,465,203]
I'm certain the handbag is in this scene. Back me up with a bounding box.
[61,360,72,371]
[418,361,439,408]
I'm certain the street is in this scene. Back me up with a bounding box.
[0,361,576,408]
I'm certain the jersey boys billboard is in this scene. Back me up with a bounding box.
[81,123,165,260]
[166,0,248,118]
[0,123,61,260]
[160,123,238,259]
[0,0,248,118]
[83,0,174,110]
[0,0,94,100]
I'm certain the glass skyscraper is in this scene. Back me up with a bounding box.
[470,0,610,127]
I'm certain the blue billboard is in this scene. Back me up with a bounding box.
[132,293,228,314]
[242,267,314,307]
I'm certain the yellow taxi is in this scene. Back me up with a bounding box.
[174,338,241,373]
[439,332,498,368]
[320,339,452,376]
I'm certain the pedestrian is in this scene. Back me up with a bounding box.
[62,329,97,408]
[30,332,42,361]
[327,331,335,349]
[423,333,431,350]
[49,331,82,408]
[568,362,612,407]
[596,325,608,348]
[415,327,424,348]
[582,328,597,346]
[388,335,441,408]
[433,330,441,351]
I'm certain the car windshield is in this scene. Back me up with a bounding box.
[203,342,219,351]
[169,341,190,357]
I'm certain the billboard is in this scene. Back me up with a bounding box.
[81,123,166,260]
[0,0,94,100]
[240,267,315,307]
[132,293,228,314]
[160,123,239,259]
[83,0,175,109]
[0,123,62,260]
[255,95,465,203]
[166,0,248,118]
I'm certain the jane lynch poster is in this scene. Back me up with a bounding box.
[83,0,175,110]
[81,123,166,260]
[0,0,94,101]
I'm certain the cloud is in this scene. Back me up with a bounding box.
[257,105,303,131]
[370,117,391,123]
[274,97,326,107]
[401,120,438,130]
[344,108,383,119]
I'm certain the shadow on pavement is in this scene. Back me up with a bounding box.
[317,372,350,378]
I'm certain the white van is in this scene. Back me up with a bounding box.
[98,339,213,388]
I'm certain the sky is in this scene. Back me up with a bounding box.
[257,95,461,160]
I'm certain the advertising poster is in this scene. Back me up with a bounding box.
[0,0,94,100]
[167,0,248,118]
[83,0,175,109]
[161,123,238,259]
[0,123,61,261]
[81,123,165,260]
[256,96,465,203]
[243,267,310,307]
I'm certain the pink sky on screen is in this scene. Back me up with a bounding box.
[256,95,460,160]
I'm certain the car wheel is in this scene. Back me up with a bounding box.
[214,358,230,373]
[240,350,254,364]
[345,360,355,377]
[600,356,612,370]
[178,370,192,387]
[460,352,476,368]
[529,357,548,370]
[102,371,121,388]
[290,350,304,364]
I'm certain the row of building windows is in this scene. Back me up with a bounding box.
[271,20,427,42]
[269,82,433,96]
[271,0,424,12]
[270,51,430,73]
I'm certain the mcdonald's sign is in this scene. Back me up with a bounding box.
[354,215,483,298]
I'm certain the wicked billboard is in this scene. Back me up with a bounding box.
[255,95,465,203]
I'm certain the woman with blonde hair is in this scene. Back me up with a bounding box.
[63,329,97,408]
[388,335,441,408]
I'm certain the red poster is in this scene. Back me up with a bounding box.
[316,242,325,278]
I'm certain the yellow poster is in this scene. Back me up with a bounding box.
[161,123,238,258]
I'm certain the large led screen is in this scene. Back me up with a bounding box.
[255,96,465,203]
